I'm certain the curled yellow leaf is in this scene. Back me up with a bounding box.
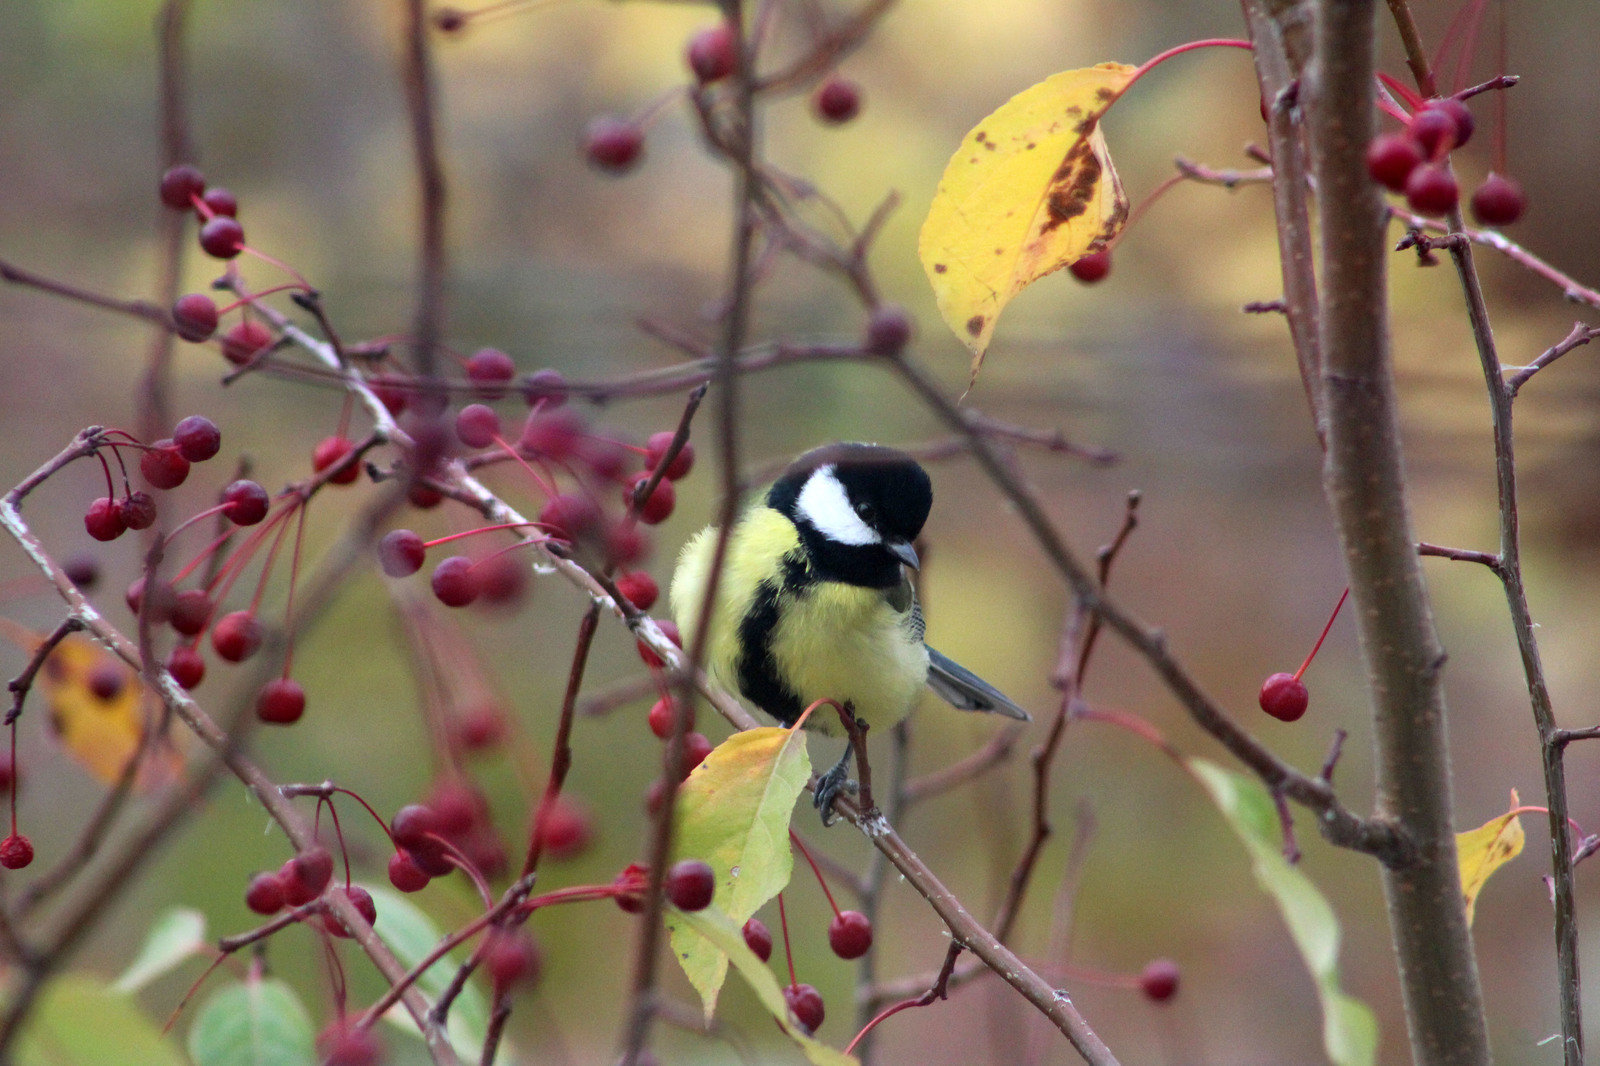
[919,63,1136,383]
[1457,789,1526,926]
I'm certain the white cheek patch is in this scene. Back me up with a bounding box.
[796,466,879,546]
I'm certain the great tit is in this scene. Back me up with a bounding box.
[670,442,1031,821]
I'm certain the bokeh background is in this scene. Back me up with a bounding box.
[3,0,1600,1063]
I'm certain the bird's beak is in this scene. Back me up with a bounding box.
[887,539,920,571]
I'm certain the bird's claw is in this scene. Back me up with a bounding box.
[813,767,858,827]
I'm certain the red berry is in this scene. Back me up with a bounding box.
[1470,173,1526,227]
[172,293,219,342]
[62,553,100,590]
[613,862,650,913]
[616,571,659,611]
[645,432,694,481]
[433,6,466,32]
[428,782,484,835]
[520,407,585,460]
[245,872,287,915]
[84,497,127,542]
[682,732,714,776]
[465,347,516,393]
[864,303,913,355]
[456,704,507,751]
[369,374,411,415]
[200,186,237,217]
[159,164,205,210]
[431,556,481,607]
[484,931,543,991]
[221,479,270,525]
[605,522,650,569]
[648,697,689,740]
[322,884,377,938]
[126,577,177,622]
[628,472,676,524]
[387,850,431,893]
[0,834,34,870]
[198,215,245,259]
[1069,250,1112,283]
[170,589,212,636]
[638,619,681,668]
[282,846,334,905]
[1366,132,1423,191]
[140,441,190,490]
[537,797,593,860]
[167,645,205,689]
[1258,671,1309,722]
[173,415,221,462]
[1404,163,1459,216]
[1434,98,1475,149]
[784,983,825,1034]
[455,403,501,449]
[408,483,443,509]
[644,778,673,817]
[221,320,274,365]
[1140,958,1180,1002]
[687,23,737,83]
[316,1021,382,1066]
[521,368,567,407]
[583,117,644,174]
[211,610,264,663]
[390,805,445,852]
[257,678,306,724]
[379,529,427,577]
[119,491,158,531]
[813,77,862,124]
[538,493,601,544]
[88,663,125,701]
[1408,107,1458,157]
[742,917,773,962]
[828,910,873,959]
[666,859,715,911]
[312,436,360,484]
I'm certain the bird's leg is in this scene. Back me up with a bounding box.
[814,702,870,827]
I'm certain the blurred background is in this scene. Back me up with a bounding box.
[3,0,1600,1063]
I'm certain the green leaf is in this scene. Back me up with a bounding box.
[665,725,811,1018]
[16,973,187,1066]
[674,905,857,1066]
[114,907,208,993]
[1188,758,1378,1066]
[188,976,314,1066]
[364,883,496,1061]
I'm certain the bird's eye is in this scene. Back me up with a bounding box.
[855,502,875,523]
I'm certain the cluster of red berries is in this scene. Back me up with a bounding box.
[83,415,224,542]
[386,781,510,891]
[159,164,247,260]
[244,846,377,939]
[1366,97,1525,225]
[611,858,718,914]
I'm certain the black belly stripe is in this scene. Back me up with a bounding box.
[735,548,814,727]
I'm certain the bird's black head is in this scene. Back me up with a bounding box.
[767,443,933,589]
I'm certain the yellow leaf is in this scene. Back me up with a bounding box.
[1457,789,1526,926]
[919,63,1136,383]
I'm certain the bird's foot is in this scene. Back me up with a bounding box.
[813,761,858,828]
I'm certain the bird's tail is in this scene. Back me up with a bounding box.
[925,647,1032,721]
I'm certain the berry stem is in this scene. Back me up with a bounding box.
[421,522,540,550]
[787,830,841,916]
[325,799,352,888]
[1292,587,1350,682]
[1126,38,1252,91]
[777,891,798,989]
[488,436,558,498]
[278,502,309,676]
[247,500,300,614]
[1376,71,1425,111]
[8,720,17,835]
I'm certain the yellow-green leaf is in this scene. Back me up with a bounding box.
[666,725,811,1019]
[16,973,187,1066]
[674,904,857,1066]
[1457,789,1526,926]
[919,63,1135,381]
[1189,758,1378,1066]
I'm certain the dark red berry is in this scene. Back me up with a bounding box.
[88,663,125,701]
[200,186,237,217]
[520,408,585,460]
[605,522,650,569]
[1404,163,1459,216]
[85,497,127,542]
[379,529,427,577]
[172,293,219,342]
[616,571,659,611]
[583,117,644,174]
[170,589,212,636]
[645,432,694,481]
[0,834,34,870]
[257,678,306,724]
[126,577,177,622]
[538,493,601,544]
[456,704,507,751]
[140,441,190,490]
[390,805,445,852]
[211,610,264,663]
[159,164,205,210]
[638,619,681,668]
[485,931,543,991]
[644,778,673,817]
[221,320,274,366]
[282,846,334,905]
[369,374,410,415]
[1069,250,1112,283]
[198,216,245,259]
[62,553,99,590]
[428,782,483,836]
[648,697,688,740]
[828,910,873,959]
[221,479,270,525]
[312,436,360,485]
[1140,958,1180,1002]
[1366,132,1423,192]
[628,472,676,525]
[245,872,287,914]
[431,556,481,608]
[784,983,825,1034]
[742,917,773,962]
[316,1020,382,1066]
[864,304,913,355]
[536,797,593,860]
[465,347,516,392]
[322,884,377,938]
[408,483,443,509]
[682,732,714,776]
[388,850,431,893]
[173,415,221,462]
[687,23,737,83]
[119,491,158,531]
[455,403,501,449]
[613,862,650,913]
[813,77,862,124]
[167,645,205,689]
[665,859,715,911]
[1470,173,1526,226]
[1434,98,1474,149]
[521,368,567,407]
[1408,107,1458,157]
[1258,672,1309,722]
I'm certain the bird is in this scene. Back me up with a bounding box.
[670,442,1031,823]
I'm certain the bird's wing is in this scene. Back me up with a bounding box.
[925,646,1032,721]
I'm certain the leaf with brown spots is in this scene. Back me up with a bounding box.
[1456,789,1527,926]
[918,63,1136,385]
